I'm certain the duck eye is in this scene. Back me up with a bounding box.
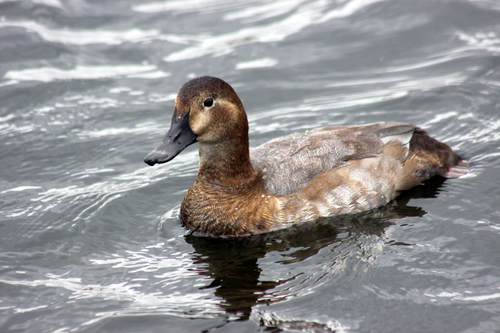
[203,98,214,108]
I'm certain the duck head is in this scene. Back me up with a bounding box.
[144,76,248,166]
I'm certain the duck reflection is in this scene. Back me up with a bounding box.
[169,177,445,320]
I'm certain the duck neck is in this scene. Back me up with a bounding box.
[197,136,258,187]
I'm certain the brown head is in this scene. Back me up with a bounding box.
[144,76,250,167]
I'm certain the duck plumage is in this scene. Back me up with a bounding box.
[145,76,468,237]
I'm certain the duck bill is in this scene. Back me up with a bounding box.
[144,110,197,166]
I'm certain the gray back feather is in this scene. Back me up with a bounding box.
[250,122,416,195]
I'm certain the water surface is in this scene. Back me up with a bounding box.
[1,0,500,332]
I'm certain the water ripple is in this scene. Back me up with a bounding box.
[3,64,169,83]
[457,30,500,54]
[132,0,260,14]
[1,0,499,332]
[0,21,161,46]
[161,0,334,62]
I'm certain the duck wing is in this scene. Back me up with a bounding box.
[250,122,416,195]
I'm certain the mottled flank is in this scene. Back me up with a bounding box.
[145,76,469,237]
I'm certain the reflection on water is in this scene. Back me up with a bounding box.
[178,177,444,325]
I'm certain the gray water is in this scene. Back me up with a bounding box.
[1,0,499,332]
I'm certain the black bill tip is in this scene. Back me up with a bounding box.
[144,149,171,166]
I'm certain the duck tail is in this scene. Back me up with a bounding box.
[409,128,470,180]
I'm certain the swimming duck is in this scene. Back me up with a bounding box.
[144,76,469,237]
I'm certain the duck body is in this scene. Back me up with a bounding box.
[145,76,468,237]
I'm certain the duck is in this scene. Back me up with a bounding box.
[144,76,469,237]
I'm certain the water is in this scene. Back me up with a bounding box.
[1,0,499,332]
